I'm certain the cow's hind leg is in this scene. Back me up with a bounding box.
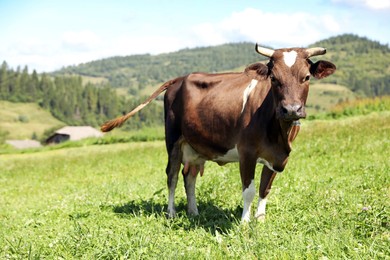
[183,164,204,216]
[166,141,181,218]
[255,166,276,221]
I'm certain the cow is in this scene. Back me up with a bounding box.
[101,44,336,222]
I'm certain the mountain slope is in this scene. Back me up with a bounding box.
[54,42,266,92]
[310,34,390,96]
[0,101,64,139]
[54,34,390,97]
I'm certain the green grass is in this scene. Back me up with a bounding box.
[0,126,165,155]
[0,101,64,139]
[309,95,390,120]
[306,83,357,114]
[0,112,389,259]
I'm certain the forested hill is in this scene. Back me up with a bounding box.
[1,34,389,134]
[54,42,266,94]
[310,34,390,96]
[55,34,390,97]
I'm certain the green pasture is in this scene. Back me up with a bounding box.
[0,101,64,140]
[305,83,356,114]
[0,111,389,259]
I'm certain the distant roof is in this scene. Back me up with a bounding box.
[6,140,42,149]
[54,126,103,141]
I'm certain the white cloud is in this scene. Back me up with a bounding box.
[6,9,343,72]
[61,30,101,51]
[190,8,341,48]
[5,6,382,73]
[8,37,56,57]
[332,0,390,10]
[102,34,188,58]
[364,0,390,9]
[1,37,59,71]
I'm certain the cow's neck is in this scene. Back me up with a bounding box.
[278,119,300,152]
[259,92,298,154]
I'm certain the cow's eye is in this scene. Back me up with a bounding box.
[270,75,276,82]
[304,75,311,82]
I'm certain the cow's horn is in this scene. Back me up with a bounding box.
[306,47,327,58]
[255,43,275,58]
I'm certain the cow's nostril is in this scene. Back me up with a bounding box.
[281,104,305,119]
[282,107,289,115]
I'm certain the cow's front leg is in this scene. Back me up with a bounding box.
[255,166,277,221]
[239,156,257,222]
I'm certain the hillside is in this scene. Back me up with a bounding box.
[310,34,390,96]
[305,83,356,114]
[1,34,389,139]
[54,42,266,94]
[0,101,64,140]
[55,34,390,97]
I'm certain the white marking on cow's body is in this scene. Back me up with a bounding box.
[241,179,256,222]
[242,79,258,112]
[214,146,279,172]
[283,51,298,67]
[181,141,206,166]
[257,157,277,172]
[214,146,239,163]
[255,197,267,221]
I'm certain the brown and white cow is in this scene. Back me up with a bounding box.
[101,44,336,222]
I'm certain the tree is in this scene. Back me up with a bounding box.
[0,61,8,99]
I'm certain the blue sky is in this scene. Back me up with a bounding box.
[1,0,389,72]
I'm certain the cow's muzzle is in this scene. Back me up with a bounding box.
[280,104,306,121]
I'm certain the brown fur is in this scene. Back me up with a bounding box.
[100,46,336,221]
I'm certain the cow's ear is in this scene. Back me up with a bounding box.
[310,60,336,79]
[245,62,269,76]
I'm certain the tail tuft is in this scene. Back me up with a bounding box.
[101,117,126,132]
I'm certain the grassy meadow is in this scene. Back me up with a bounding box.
[0,101,64,140]
[0,109,389,258]
[306,83,356,114]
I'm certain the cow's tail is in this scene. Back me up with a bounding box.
[100,78,179,132]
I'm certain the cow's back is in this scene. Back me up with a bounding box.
[165,68,269,160]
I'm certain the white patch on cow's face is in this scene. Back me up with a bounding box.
[242,79,258,112]
[283,51,298,67]
[242,179,256,222]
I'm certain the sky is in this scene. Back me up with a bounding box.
[1,0,389,73]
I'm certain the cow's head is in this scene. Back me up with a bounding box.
[256,44,336,121]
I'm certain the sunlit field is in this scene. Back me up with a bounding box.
[0,111,389,259]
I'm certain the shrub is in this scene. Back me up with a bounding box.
[309,96,390,120]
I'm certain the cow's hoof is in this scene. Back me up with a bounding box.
[187,209,199,216]
[166,210,176,219]
[241,216,251,224]
[255,214,266,222]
